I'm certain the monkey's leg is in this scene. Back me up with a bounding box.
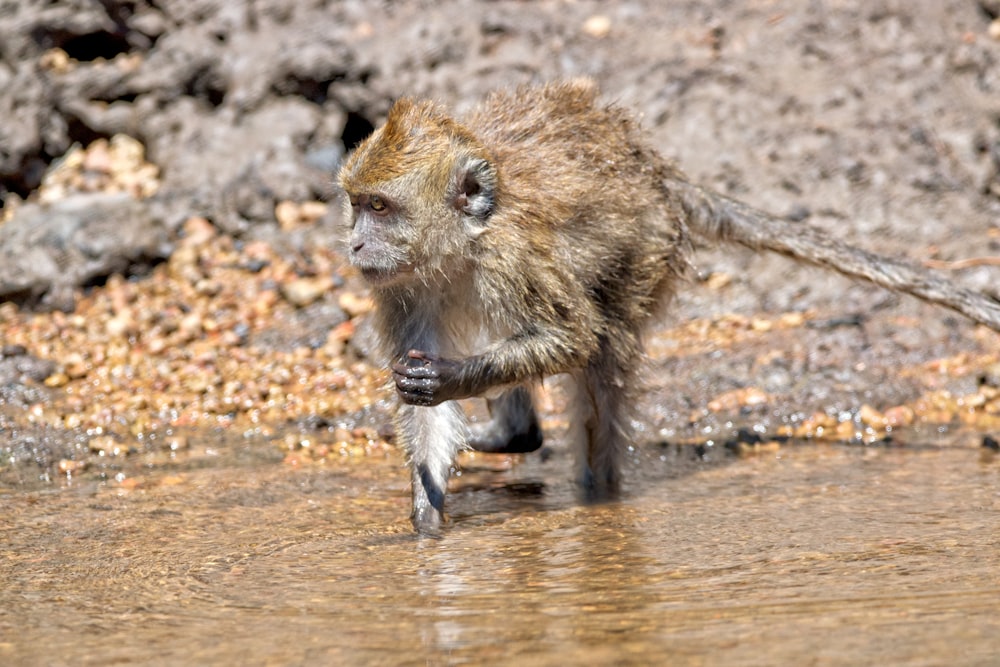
[564,369,620,499]
[467,385,543,453]
[571,351,636,500]
[584,371,626,498]
[395,400,468,535]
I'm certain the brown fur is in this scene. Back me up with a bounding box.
[338,80,1000,534]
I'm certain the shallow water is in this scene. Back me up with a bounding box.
[2,433,999,666]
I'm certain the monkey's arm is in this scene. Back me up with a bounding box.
[674,180,1000,331]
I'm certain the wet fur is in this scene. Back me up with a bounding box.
[339,80,1000,534]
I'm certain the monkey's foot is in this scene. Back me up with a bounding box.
[410,502,446,536]
[468,421,543,453]
[578,466,622,503]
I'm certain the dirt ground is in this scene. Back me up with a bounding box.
[2,0,1000,477]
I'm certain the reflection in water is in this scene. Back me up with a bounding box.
[2,434,999,665]
[413,513,660,659]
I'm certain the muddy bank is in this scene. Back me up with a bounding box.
[2,0,999,310]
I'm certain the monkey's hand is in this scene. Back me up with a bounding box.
[392,350,470,406]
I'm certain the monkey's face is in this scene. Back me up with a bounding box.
[342,159,497,290]
[344,190,417,287]
[338,97,498,289]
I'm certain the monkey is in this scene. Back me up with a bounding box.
[337,79,1000,535]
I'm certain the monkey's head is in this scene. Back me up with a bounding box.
[338,98,497,288]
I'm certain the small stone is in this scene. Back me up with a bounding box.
[778,312,806,328]
[180,216,217,247]
[281,276,333,307]
[58,459,88,475]
[82,139,112,174]
[62,352,88,378]
[859,404,887,429]
[44,372,69,387]
[707,387,770,413]
[179,312,204,338]
[39,48,73,73]
[88,435,119,454]
[165,435,188,451]
[835,420,858,440]
[582,14,612,39]
[106,311,136,338]
[299,201,329,222]
[275,200,301,230]
[884,405,915,427]
[338,291,374,317]
[989,19,1000,41]
[195,279,223,296]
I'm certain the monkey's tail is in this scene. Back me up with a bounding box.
[672,179,1000,332]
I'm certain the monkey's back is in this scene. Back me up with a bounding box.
[464,81,691,347]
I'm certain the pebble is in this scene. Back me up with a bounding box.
[275,200,329,229]
[180,217,217,247]
[281,276,334,307]
[88,435,121,454]
[582,15,612,39]
[164,435,189,451]
[883,405,915,428]
[706,387,770,413]
[58,459,88,475]
[338,292,374,317]
[44,372,70,387]
[859,404,887,429]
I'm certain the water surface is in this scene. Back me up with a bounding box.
[2,434,998,665]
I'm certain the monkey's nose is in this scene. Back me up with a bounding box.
[352,240,365,253]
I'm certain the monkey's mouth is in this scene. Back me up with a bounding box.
[357,264,415,286]
[359,267,398,284]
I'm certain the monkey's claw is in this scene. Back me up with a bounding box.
[392,351,463,406]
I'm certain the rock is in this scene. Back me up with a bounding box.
[1,344,27,357]
[0,353,57,386]
[0,193,172,310]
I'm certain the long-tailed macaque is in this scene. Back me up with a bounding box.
[338,80,1000,534]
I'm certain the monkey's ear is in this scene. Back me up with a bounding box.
[452,156,496,222]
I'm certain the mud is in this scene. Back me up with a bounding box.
[2,1,999,311]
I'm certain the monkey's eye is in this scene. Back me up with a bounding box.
[369,195,387,212]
